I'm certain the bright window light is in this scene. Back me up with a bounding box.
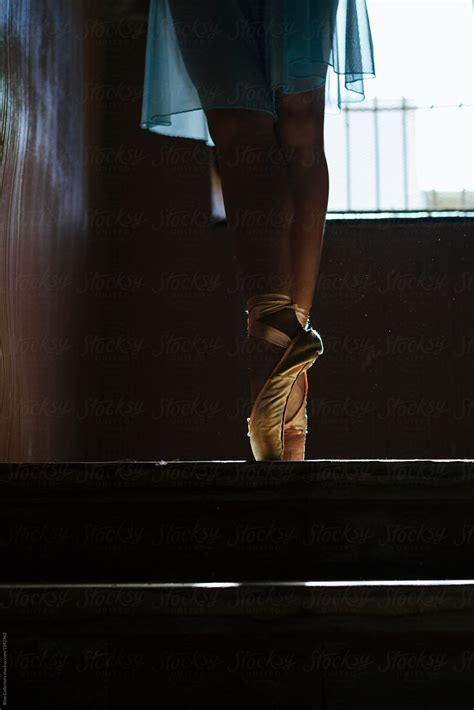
[325,0,473,213]
[368,0,472,191]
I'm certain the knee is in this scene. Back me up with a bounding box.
[276,90,326,166]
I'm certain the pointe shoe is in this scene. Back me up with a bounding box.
[245,292,323,461]
[282,370,309,460]
[283,305,324,460]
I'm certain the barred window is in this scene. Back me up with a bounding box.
[325,0,473,217]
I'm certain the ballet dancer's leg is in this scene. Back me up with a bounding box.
[203,108,304,411]
[166,0,320,433]
[205,109,295,314]
[274,85,328,314]
[272,86,329,423]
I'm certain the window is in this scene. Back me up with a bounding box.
[326,0,473,216]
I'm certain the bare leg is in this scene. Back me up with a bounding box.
[205,109,294,305]
[204,108,302,410]
[272,86,329,419]
[274,85,329,313]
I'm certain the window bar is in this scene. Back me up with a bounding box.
[373,95,381,212]
[345,104,351,212]
[401,96,409,211]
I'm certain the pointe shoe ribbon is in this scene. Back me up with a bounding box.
[282,304,324,460]
[284,303,310,435]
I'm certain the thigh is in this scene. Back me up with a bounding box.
[204,107,276,149]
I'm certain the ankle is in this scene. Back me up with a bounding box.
[258,307,302,340]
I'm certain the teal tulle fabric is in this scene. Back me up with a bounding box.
[141,0,376,146]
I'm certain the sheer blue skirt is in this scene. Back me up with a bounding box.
[141,0,376,146]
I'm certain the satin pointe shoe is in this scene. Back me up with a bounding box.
[283,305,324,460]
[282,369,309,460]
[245,292,324,461]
